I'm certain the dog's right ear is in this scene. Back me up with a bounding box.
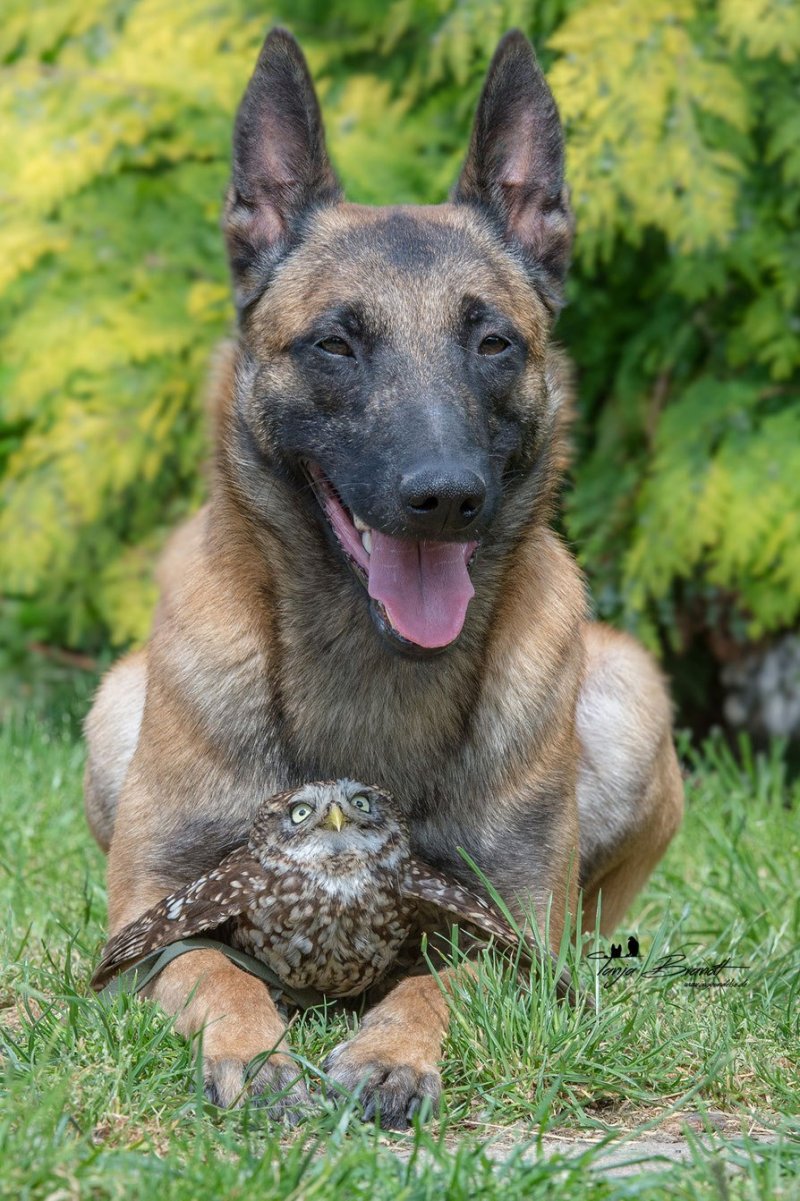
[223,28,342,311]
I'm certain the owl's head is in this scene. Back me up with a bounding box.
[249,780,408,872]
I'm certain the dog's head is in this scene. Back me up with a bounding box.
[222,29,573,658]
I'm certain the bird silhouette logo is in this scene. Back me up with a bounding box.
[607,936,639,960]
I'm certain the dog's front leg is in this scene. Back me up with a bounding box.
[143,947,309,1117]
[108,868,307,1115]
[323,972,452,1128]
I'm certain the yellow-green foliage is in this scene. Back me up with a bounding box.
[1,0,798,658]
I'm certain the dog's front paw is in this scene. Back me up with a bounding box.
[204,1051,312,1122]
[323,1035,441,1130]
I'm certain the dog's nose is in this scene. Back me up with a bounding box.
[400,463,487,535]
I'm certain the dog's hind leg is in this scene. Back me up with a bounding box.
[575,624,685,936]
[84,649,148,852]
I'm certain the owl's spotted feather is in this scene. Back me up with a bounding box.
[92,781,524,998]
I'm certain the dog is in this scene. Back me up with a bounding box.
[84,27,684,1128]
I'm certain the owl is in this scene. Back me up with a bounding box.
[91,780,529,1000]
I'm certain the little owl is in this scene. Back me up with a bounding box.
[91,780,530,1000]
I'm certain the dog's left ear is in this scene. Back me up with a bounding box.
[453,31,573,311]
[224,28,343,311]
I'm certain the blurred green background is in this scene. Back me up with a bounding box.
[1,0,799,736]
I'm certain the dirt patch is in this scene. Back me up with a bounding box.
[457,1112,780,1177]
[380,1111,783,1179]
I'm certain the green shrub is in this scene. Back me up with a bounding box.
[1,0,798,659]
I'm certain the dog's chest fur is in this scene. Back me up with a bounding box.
[155,515,585,905]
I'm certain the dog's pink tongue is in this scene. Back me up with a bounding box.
[367,532,475,649]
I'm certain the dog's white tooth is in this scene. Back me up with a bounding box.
[353,514,368,532]
[361,530,372,556]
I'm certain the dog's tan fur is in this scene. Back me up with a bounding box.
[84,29,683,1121]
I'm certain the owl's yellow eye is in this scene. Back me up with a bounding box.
[351,794,371,813]
[290,803,313,824]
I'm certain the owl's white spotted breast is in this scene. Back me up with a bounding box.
[230,860,414,998]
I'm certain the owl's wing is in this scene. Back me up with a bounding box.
[400,858,523,949]
[400,858,578,1003]
[91,847,268,991]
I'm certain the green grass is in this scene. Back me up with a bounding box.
[1,709,799,1199]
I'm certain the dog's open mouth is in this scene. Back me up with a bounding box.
[303,463,477,652]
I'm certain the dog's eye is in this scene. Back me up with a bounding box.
[351,794,371,813]
[316,337,354,358]
[478,335,510,356]
[290,803,313,824]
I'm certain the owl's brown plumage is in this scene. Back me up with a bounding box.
[91,780,525,999]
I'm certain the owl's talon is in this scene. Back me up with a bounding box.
[203,1053,312,1121]
[322,1042,441,1130]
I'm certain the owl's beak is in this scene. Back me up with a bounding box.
[324,803,347,832]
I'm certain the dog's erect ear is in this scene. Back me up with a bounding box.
[453,31,573,310]
[224,28,342,310]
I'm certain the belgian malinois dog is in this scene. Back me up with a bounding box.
[85,27,684,1127]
